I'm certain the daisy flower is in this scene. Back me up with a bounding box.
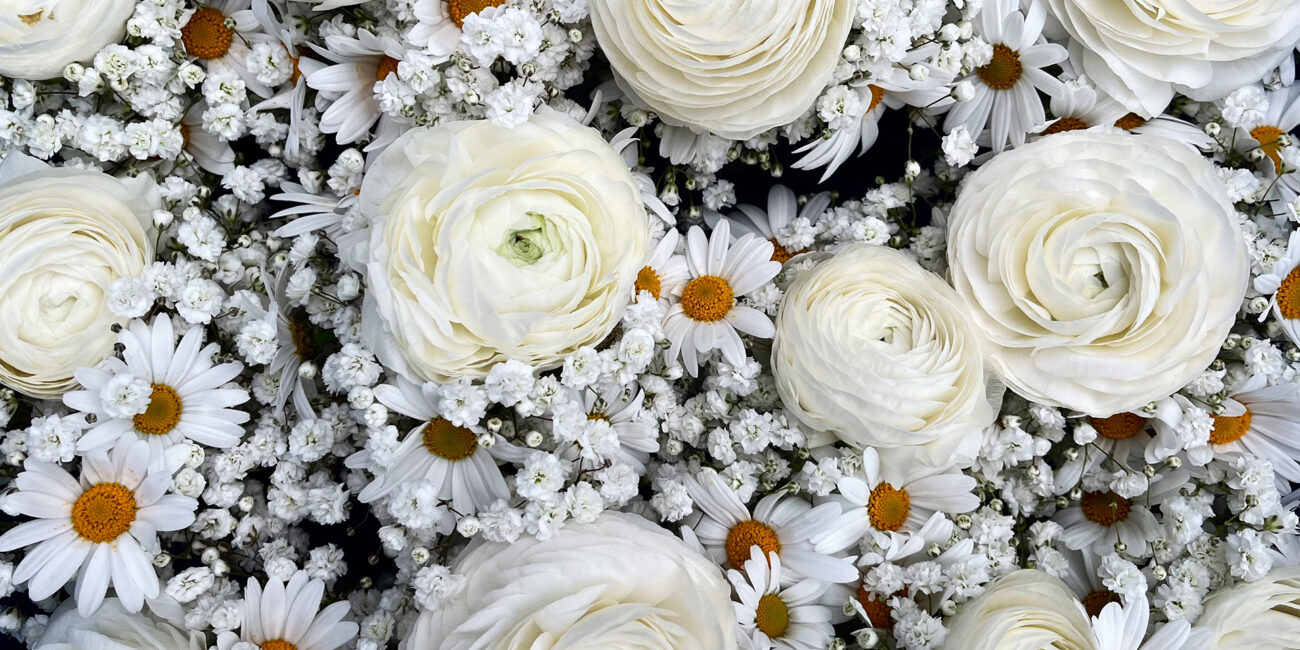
[1201,374,1300,483]
[663,221,781,376]
[707,185,831,265]
[229,267,323,418]
[179,0,278,98]
[1091,593,1212,650]
[65,316,250,454]
[686,469,858,585]
[408,0,478,54]
[1055,400,1182,495]
[1256,229,1300,347]
[632,229,689,305]
[943,0,1066,153]
[731,548,835,650]
[269,182,359,241]
[1237,83,1300,178]
[1055,469,1188,556]
[1035,75,1213,149]
[346,376,510,514]
[553,383,659,474]
[305,29,408,147]
[0,439,197,616]
[822,447,979,550]
[215,571,358,650]
[250,0,328,161]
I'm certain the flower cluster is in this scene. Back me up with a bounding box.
[0,0,1299,649]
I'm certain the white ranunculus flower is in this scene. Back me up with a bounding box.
[1198,565,1300,649]
[0,154,157,399]
[771,245,997,469]
[947,132,1247,417]
[36,597,206,650]
[404,511,737,650]
[943,570,1098,650]
[589,0,856,140]
[352,111,648,382]
[1044,0,1300,116]
[0,0,136,80]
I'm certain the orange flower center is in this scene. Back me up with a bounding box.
[134,384,183,436]
[755,593,789,638]
[681,275,734,322]
[867,482,911,531]
[767,238,806,264]
[261,641,298,650]
[867,84,886,113]
[1209,409,1252,445]
[725,519,781,569]
[1082,590,1122,618]
[448,0,507,27]
[855,583,893,629]
[376,56,400,82]
[1252,125,1286,175]
[1042,117,1089,135]
[635,266,662,300]
[1090,413,1147,440]
[1277,266,1300,320]
[423,418,477,461]
[71,483,138,543]
[181,8,234,60]
[1114,113,1146,131]
[1081,491,1131,527]
[977,44,1022,91]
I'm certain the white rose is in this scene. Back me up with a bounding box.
[589,0,856,140]
[947,132,1247,417]
[0,0,136,80]
[0,154,157,398]
[36,597,207,650]
[771,245,997,469]
[352,111,648,382]
[943,570,1097,650]
[404,511,737,649]
[1198,565,1300,649]
[1044,0,1300,116]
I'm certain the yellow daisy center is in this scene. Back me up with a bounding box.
[755,593,789,639]
[1090,413,1147,440]
[181,8,234,60]
[448,0,507,27]
[376,56,400,82]
[1276,266,1300,320]
[260,641,298,650]
[423,418,477,461]
[635,265,662,300]
[1042,116,1089,135]
[1081,491,1131,527]
[867,84,886,113]
[586,412,610,422]
[855,583,893,629]
[767,238,806,265]
[681,275,734,322]
[1251,125,1286,175]
[725,519,781,569]
[1114,113,1147,131]
[867,482,911,532]
[1082,590,1122,618]
[134,384,183,436]
[71,483,138,543]
[1209,409,1252,445]
[976,44,1022,91]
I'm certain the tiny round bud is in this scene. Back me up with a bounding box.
[1204,122,1222,136]
[525,430,545,447]
[211,559,230,577]
[201,548,221,565]
[411,547,431,564]
[1152,565,1168,580]
[298,361,318,379]
[457,516,481,537]
[1114,541,1127,554]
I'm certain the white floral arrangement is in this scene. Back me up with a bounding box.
[1,0,1300,648]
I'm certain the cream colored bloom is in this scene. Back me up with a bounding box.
[1043,0,1300,117]
[0,0,135,79]
[405,511,737,650]
[353,111,648,381]
[589,0,856,140]
[947,132,1248,417]
[1198,565,1300,649]
[0,154,157,398]
[772,245,997,469]
[35,597,206,650]
[943,570,1098,650]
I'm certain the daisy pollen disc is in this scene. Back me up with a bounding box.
[635,266,662,300]
[71,483,138,543]
[755,593,789,638]
[260,640,298,650]
[423,418,477,461]
[856,585,893,629]
[1275,267,1300,319]
[1251,125,1286,174]
[1043,117,1089,135]
[766,238,805,264]
[1080,491,1131,527]
[1082,589,1121,618]
[134,384,183,436]
[448,0,506,27]
[725,520,781,569]
[977,44,1022,91]
[867,482,911,532]
[376,56,400,82]
[1210,410,1252,445]
[181,8,234,60]
[681,275,735,322]
[1091,413,1147,440]
[1114,113,1147,131]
